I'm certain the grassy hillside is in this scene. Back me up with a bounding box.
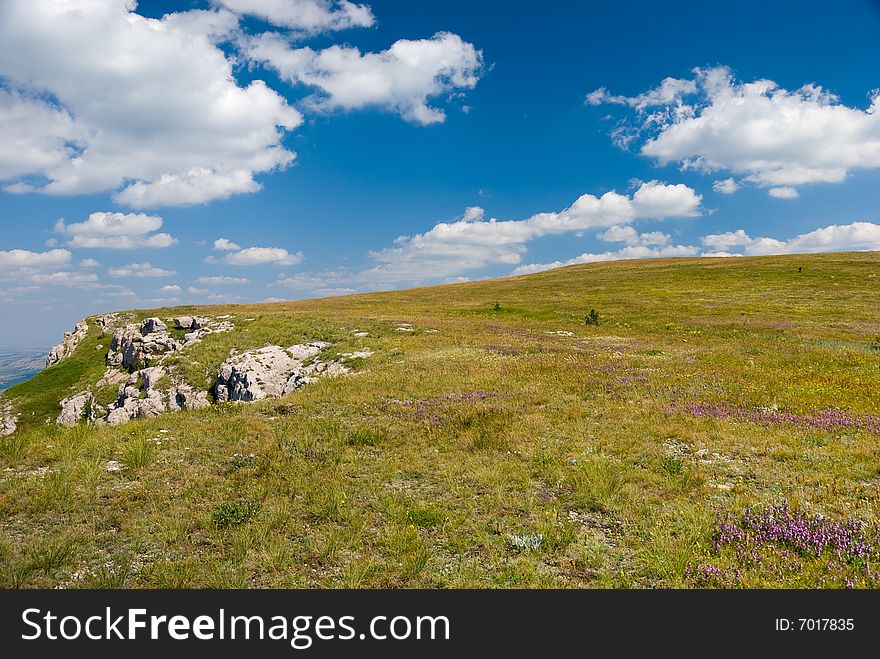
[2,252,880,588]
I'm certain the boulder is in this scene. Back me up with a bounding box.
[172,316,194,330]
[140,317,166,335]
[168,383,210,411]
[46,319,89,367]
[57,392,95,427]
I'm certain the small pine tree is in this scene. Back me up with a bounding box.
[585,308,599,326]
[493,302,502,311]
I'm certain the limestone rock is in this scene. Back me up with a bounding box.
[171,316,194,330]
[46,319,89,367]
[215,343,328,402]
[1,401,16,436]
[107,318,180,370]
[57,392,95,427]
[94,313,119,334]
[168,383,210,411]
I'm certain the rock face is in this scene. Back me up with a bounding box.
[168,382,211,412]
[57,392,96,427]
[1,402,16,436]
[215,343,329,402]
[107,318,181,370]
[46,320,89,367]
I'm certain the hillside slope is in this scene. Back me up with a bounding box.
[2,252,880,588]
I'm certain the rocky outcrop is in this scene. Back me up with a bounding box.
[105,366,168,426]
[215,343,329,402]
[46,320,89,367]
[1,401,16,436]
[168,382,211,412]
[57,392,96,427]
[95,313,120,334]
[107,318,181,370]
[172,315,233,345]
[212,343,362,403]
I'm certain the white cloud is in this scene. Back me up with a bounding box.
[768,186,799,199]
[29,271,100,285]
[701,221,880,256]
[0,248,71,269]
[700,229,753,250]
[187,286,210,295]
[215,0,374,31]
[196,275,250,284]
[159,284,182,294]
[208,245,304,266]
[591,65,880,193]
[366,181,700,284]
[213,238,242,251]
[0,0,301,207]
[271,181,700,291]
[586,76,697,112]
[54,211,178,249]
[244,31,483,125]
[108,262,177,278]
[713,178,740,194]
[114,168,264,208]
[514,244,700,275]
[79,258,99,268]
[596,225,671,247]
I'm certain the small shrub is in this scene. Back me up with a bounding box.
[585,308,600,326]
[406,506,446,528]
[507,533,544,551]
[346,428,386,446]
[228,452,257,470]
[870,336,880,352]
[0,433,31,464]
[493,302,502,311]
[28,537,77,576]
[660,455,684,476]
[120,438,157,470]
[212,499,261,529]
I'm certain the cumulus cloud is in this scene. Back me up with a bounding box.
[196,275,250,284]
[513,244,700,275]
[596,225,671,247]
[214,0,374,31]
[701,221,880,256]
[28,271,100,285]
[54,211,178,249]
[270,181,700,291]
[365,181,700,284]
[0,248,71,269]
[159,284,182,294]
[108,262,177,278]
[0,0,301,207]
[586,76,697,112]
[700,229,753,250]
[590,65,880,194]
[213,238,242,251]
[713,178,740,194]
[207,243,304,266]
[244,31,483,125]
[768,186,799,199]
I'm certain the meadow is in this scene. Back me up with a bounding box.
[1,251,879,588]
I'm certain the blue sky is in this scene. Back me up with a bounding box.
[2,0,880,348]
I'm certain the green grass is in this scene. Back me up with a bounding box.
[1,251,880,588]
